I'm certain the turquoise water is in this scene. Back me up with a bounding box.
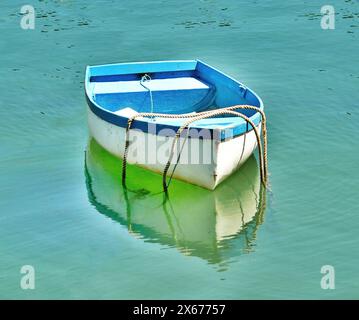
[1,0,359,299]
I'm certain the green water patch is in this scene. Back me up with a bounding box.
[85,138,266,265]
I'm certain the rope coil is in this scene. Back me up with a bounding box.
[122,105,268,192]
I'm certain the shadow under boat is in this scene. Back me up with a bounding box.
[85,138,267,267]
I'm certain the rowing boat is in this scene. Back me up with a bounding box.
[85,60,264,189]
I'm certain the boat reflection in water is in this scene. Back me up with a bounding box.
[85,138,266,268]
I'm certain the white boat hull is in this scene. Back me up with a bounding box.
[87,107,260,190]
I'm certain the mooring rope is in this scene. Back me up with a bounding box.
[140,74,155,117]
[166,125,191,188]
[162,110,265,192]
[121,105,268,192]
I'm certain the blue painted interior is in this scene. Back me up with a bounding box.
[85,60,264,140]
[89,60,197,77]
[95,87,214,114]
[90,70,194,82]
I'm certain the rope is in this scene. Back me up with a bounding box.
[140,74,155,117]
[167,125,191,188]
[162,110,265,192]
[121,105,268,192]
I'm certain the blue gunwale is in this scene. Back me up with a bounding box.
[85,60,264,141]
